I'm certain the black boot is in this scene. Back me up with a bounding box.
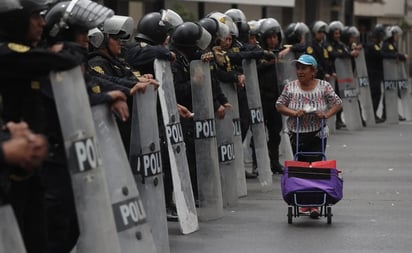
[269,149,284,174]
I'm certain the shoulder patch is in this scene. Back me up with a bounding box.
[374,44,381,51]
[8,43,30,53]
[323,48,329,58]
[306,46,313,54]
[132,71,141,78]
[91,85,101,94]
[31,81,40,90]
[327,45,333,52]
[232,47,240,53]
[388,44,394,50]
[92,66,104,74]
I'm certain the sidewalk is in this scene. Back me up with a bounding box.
[168,121,412,253]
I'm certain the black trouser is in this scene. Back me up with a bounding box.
[237,88,250,141]
[181,118,198,200]
[290,131,327,162]
[261,96,282,166]
[9,173,47,253]
[43,160,79,253]
[369,76,383,117]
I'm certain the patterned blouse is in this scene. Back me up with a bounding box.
[276,79,342,133]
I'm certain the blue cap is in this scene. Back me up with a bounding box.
[293,54,318,69]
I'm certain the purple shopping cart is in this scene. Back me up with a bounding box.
[281,117,343,224]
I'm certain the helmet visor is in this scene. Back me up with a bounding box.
[66,0,114,30]
[196,27,212,50]
[160,9,183,28]
[217,22,230,39]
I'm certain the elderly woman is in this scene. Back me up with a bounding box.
[276,54,342,162]
[276,54,342,218]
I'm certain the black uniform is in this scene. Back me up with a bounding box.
[326,39,351,127]
[88,50,139,153]
[0,41,84,253]
[306,39,332,80]
[170,48,199,199]
[256,54,283,172]
[364,40,384,117]
[125,40,178,211]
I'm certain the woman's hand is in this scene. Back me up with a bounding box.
[294,110,305,117]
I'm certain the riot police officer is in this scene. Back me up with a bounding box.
[326,21,349,129]
[0,0,90,252]
[365,24,386,123]
[88,15,158,152]
[170,21,212,203]
[125,10,185,220]
[306,21,332,80]
[256,17,284,174]
[41,1,114,252]
[280,22,310,59]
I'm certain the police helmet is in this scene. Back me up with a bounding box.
[160,9,183,28]
[258,18,282,43]
[327,20,344,41]
[45,0,114,41]
[88,27,104,49]
[248,20,261,36]
[224,8,247,24]
[171,21,211,50]
[199,17,230,41]
[0,0,22,13]
[88,15,134,49]
[385,25,402,40]
[341,26,359,45]
[207,11,239,38]
[284,22,309,45]
[102,15,134,40]
[328,21,344,33]
[136,12,167,45]
[371,24,386,40]
[225,9,250,42]
[312,20,328,34]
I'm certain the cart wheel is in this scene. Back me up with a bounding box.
[326,207,332,224]
[288,207,293,224]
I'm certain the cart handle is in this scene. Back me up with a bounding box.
[295,116,326,160]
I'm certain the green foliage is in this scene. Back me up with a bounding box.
[172,3,196,22]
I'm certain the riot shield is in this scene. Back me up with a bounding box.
[190,60,224,221]
[276,51,297,89]
[383,59,400,124]
[219,78,247,198]
[242,59,272,189]
[335,58,363,130]
[398,62,412,120]
[354,49,376,127]
[217,81,240,207]
[231,94,247,198]
[276,52,298,157]
[242,129,254,174]
[92,104,157,253]
[50,66,121,253]
[155,59,199,234]
[128,86,169,253]
[279,116,294,162]
[0,205,26,253]
[327,76,337,134]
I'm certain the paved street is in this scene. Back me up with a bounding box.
[168,121,412,253]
